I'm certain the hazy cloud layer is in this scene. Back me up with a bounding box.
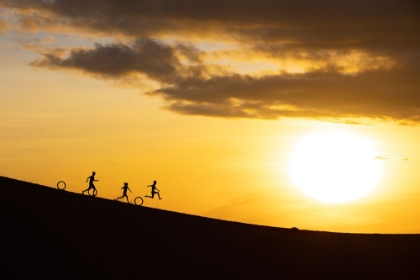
[1,0,420,122]
[0,19,9,33]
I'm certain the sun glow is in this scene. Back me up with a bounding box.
[288,131,383,204]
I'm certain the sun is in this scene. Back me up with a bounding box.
[287,131,383,204]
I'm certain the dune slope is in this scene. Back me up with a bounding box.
[1,176,419,279]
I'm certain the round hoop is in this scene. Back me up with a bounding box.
[88,188,98,197]
[56,181,66,190]
[134,197,144,206]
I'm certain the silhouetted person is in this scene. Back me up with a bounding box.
[82,171,98,195]
[145,180,161,200]
[116,182,131,202]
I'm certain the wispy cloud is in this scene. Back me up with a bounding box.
[375,155,390,160]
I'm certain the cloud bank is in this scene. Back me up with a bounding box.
[1,0,420,122]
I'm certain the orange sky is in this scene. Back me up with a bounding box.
[1,0,420,233]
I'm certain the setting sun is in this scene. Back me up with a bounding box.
[288,131,383,204]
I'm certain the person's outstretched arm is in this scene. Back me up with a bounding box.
[128,187,132,193]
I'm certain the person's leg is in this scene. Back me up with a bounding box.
[84,184,93,194]
[90,186,96,196]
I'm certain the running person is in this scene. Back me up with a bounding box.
[82,171,98,195]
[116,182,131,203]
[145,180,161,200]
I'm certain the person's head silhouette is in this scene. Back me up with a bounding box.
[92,171,96,175]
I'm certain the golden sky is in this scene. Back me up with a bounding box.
[1,0,420,233]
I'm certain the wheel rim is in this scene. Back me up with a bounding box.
[134,197,143,206]
[56,181,66,190]
[88,188,97,197]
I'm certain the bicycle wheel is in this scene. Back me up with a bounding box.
[88,188,98,197]
[134,196,144,206]
[56,181,66,190]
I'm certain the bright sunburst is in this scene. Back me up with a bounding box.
[288,131,383,204]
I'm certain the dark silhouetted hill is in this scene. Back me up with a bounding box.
[1,176,420,279]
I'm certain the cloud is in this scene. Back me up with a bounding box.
[375,156,389,160]
[30,39,204,82]
[161,62,420,122]
[30,40,420,122]
[2,0,420,122]
[2,0,418,52]
[0,19,10,33]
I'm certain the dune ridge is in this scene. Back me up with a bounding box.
[1,176,419,279]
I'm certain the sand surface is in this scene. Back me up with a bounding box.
[1,176,419,279]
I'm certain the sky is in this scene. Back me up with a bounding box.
[1,0,420,233]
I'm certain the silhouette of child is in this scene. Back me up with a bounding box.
[145,180,161,200]
[116,182,131,203]
[82,171,98,195]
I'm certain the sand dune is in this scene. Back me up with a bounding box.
[1,176,419,279]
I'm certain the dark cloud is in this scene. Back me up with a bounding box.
[1,0,418,52]
[31,39,204,83]
[160,62,420,122]
[30,40,420,122]
[1,0,420,122]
